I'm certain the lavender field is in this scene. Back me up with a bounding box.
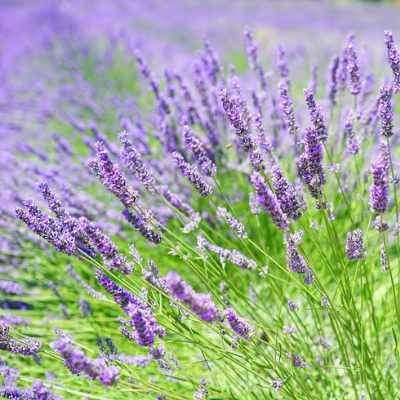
[2,0,400,399]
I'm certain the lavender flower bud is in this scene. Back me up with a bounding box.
[369,144,389,214]
[304,88,328,142]
[279,81,298,137]
[0,281,24,296]
[297,127,325,202]
[197,235,257,270]
[346,229,365,260]
[271,164,304,220]
[216,207,247,239]
[346,41,361,96]
[172,152,213,197]
[164,272,218,322]
[88,142,138,208]
[119,131,156,192]
[250,172,289,230]
[123,209,162,244]
[224,308,252,339]
[384,31,400,92]
[285,234,314,285]
[378,85,394,138]
[328,55,340,106]
[183,125,216,177]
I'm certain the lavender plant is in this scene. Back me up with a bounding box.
[2,2,400,399]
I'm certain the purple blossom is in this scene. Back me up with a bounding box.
[198,235,257,270]
[224,308,252,339]
[244,28,268,92]
[123,209,162,244]
[0,322,41,356]
[297,127,325,202]
[15,202,77,256]
[183,124,216,177]
[328,55,340,106]
[88,141,138,208]
[172,152,213,197]
[304,88,328,142]
[345,229,365,260]
[220,86,255,153]
[216,207,247,239]
[164,272,218,322]
[384,31,400,92]
[0,280,24,296]
[250,172,289,230]
[52,331,119,385]
[378,85,394,138]
[96,271,165,346]
[277,45,289,82]
[271,164,304,220]
[279,81,298,137]
[369,143,389,214]
[119,131,156,192]
[346,40,361,96]
[285,234,314,285]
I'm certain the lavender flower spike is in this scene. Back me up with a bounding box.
[172,152,213,197]
[224,308,252,339]
[88,141,138,208]
[0,280,24,296]
[378,85,394,138]
[369,143,389,214]
[297,127,325,202]
[123,209,162,244]
[285,234,314,285]
[328,55,340,106]
[163,272,218,322]
[304,88,328,142]
[346,39,361,96]
[384,31,400,92]
[52,330,119,385]
[250,172,289,230]
[216,207,247,239]
[279,80,298,137]
[271,164,304,220]
[0,322,41,356]
[119,131,156,192]
[346,229,365,260]
[183,124,216,177]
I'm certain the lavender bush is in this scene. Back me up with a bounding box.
[2,1,400,399]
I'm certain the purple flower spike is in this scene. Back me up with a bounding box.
[164,272,218,322]
[285,234,314,285]
[271,164,304,220]
[220,85,255,153]
[183,124,216,177]
[88,141,138,208]
[384,31,400,92]
[52,331,119,386]
[328,55,340,106]
[250,172,289,230]
[378,85,394,138]
[123,209,162,244]
[119,131,156,192]
[346,39,361,96]
[304,88,328,142]
[369,143,389,214]
[172,152,213,197]
[297,127,325,202]
[0,280,24,296]
[224,308,252,339]
[279,81,298,137]
[96,271,165,346]
[346,229,365,260]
